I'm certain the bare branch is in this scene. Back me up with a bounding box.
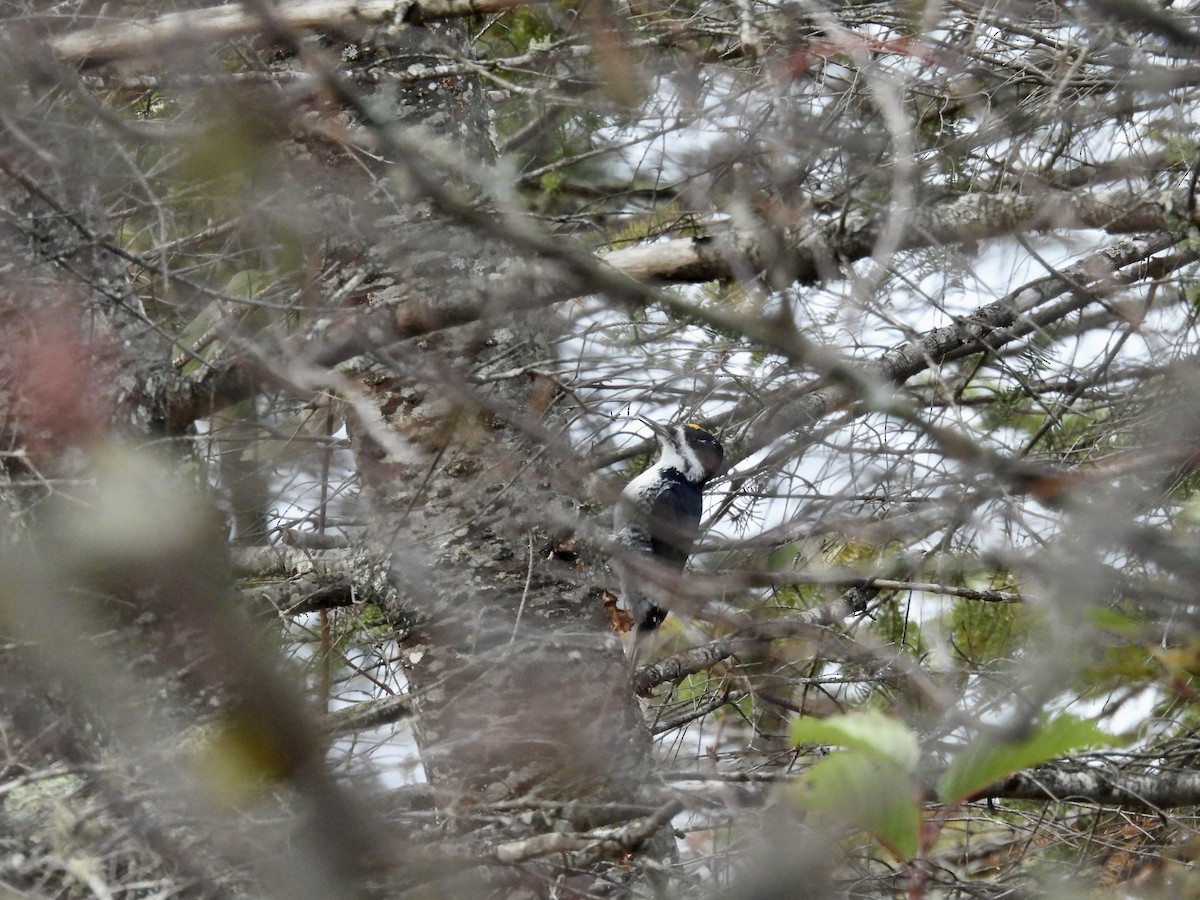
[491,799,684,864]
[326,694,413,735]
[981,762,1200,810]
[602,188,1195,285]
[48,0,540,65]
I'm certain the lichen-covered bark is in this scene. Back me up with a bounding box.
[600,186,1197,285]
[337,20,674,891]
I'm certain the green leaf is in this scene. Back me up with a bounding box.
[765,541,801,570]
[1086,605,1144,638]
[794,752,921,860]
[937,714,1115,805]
[174,300,234,374]
[791,711,921,774]
[222,269,269,298]
[538,171,563,196]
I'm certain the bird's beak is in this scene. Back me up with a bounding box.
[637,416,672,440]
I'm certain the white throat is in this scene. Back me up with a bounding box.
[657,428,704,482]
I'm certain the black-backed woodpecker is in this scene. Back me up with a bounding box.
[612,420,725,633]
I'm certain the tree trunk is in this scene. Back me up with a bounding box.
[334,19,675,894]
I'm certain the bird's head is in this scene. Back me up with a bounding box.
[639,418,725,484]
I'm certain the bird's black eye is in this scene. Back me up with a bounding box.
[682,424,724,478]
[684,424,720,451]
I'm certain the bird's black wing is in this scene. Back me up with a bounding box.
[612,468,704,632]
[642,469,703,569]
